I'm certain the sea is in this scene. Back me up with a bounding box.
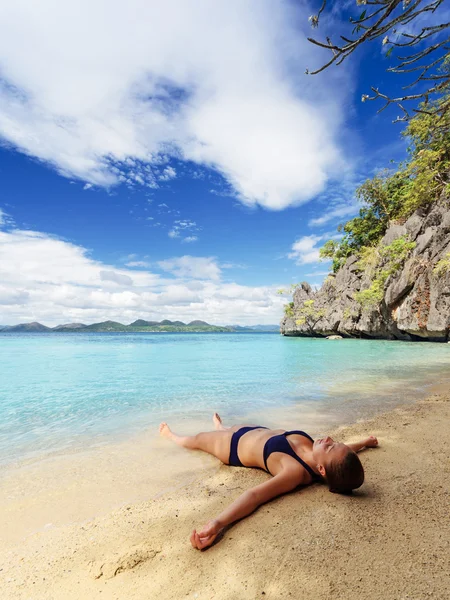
[1,332,450,468]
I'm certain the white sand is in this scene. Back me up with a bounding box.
[1,389,449,599]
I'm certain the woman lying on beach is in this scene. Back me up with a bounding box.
[159,413,378,550]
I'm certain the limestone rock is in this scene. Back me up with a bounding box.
[381,224,407,246]
[404,213,423,240]
[441,211,450,232]
[415,227,435,255]
[280,201,450,342]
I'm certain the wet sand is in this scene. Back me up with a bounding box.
[1,388,449,599]
[0,397,351,547]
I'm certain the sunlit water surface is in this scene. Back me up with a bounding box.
[1,332,449,467]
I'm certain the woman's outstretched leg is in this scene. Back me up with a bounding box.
[159,417,232,464]
[159,422,199,449]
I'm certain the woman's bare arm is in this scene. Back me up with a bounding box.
[346,435,378,453]
[190,472,300,550]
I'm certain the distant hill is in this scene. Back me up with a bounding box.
[231,324,280,332]
[49,319,232,333]
[83,321,126,332]
[52,323,86,331]
[8,322,51,332]
[249,324,279,332]
[1,319,280,333]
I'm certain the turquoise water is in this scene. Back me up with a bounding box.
[1,333,449,466]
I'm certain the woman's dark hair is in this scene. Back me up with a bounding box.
[325,450,364,494]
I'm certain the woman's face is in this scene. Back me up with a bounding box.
[312,436,350,468]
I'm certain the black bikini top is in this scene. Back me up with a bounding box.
[263,430,319,481]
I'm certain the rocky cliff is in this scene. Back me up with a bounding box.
[281,199,450,342]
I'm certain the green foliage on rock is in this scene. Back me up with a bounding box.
[381,237,416,274]
[433,253,450,277]
[295,299,326,332]
[284,302,295,317]
[319,240,349,273]
[356,246,380,276]
[277,283,303,296]
[343,307,358,321]
[401,98,450,215]
[354,278,386,309]
[354,236,416,310]
[321,97,450,274]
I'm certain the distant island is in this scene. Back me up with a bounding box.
[0,320,280,333]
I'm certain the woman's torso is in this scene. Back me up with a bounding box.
[237,428,316,485]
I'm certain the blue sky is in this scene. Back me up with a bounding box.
[0,0,439,325]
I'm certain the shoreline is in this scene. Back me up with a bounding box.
[1,386,449,599]
[1,369,449,549]
[3,356,449,472]
[1,371,446,549]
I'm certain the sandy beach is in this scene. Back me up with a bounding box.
[1,388,449,600]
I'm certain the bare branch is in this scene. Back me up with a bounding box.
[307,37,340,51]
[306,53,339,76]
[396,36,449,64]
[388,53,445,74]
[305,0,450,121]
[317,0,326,20]
[390,21,450,47]
[351,5,387,25]
[308,0,327,29]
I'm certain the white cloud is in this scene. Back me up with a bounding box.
[175,220,197,229]
[309,202,359,227]
[126,260,151,268]
[168,219,200,241]
[83,183,93,190]
[157,256,221,281]
[159,166,176,181]
[0,228,285,325]
[0,0,351,210]
[288,234,326,265]
[0,208,14,228]
[221,262,247,270]
[99,270,133,286]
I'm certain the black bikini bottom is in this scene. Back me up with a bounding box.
[228,426,268,467]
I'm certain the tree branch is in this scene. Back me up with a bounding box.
[306,0,449,120]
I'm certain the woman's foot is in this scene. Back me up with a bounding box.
[213,412,226,430]
[159,422,173,439]
[158,422,197,450]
